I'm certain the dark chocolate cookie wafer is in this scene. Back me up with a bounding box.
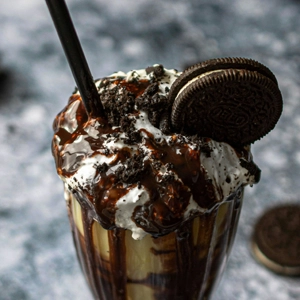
[251,204,300,276]
[170,57,283,146]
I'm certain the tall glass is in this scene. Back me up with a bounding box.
[65,186,243,300]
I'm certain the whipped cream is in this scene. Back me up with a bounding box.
[52,65,258,240]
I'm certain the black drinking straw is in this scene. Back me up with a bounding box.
[45,0,104,117]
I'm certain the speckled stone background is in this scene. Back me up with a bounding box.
[0,0,299,299]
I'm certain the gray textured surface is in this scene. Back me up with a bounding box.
[0,0,300,299]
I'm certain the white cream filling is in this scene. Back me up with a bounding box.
[175,70,221,101]
[200,140,256,200]
[62,100,80,134]
[106,65,180,98]
[63,154,116,191]
[183,195,206,218]
[134,111,165,140]
[115,186,150,240]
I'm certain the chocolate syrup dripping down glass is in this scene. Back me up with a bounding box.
[80,208,100,297]
[108,229,127,300]
[45,0,105,117]
[174,223,193,298]
[66,190,244,299]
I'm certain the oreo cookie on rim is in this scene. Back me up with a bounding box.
[169,57,283,146]
[251,204,300,276]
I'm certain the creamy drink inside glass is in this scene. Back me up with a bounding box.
[51,61,282,299]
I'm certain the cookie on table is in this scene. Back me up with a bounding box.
[251,204,300,276]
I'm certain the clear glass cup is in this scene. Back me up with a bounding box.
[65,186,243,300]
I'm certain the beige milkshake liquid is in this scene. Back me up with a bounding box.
[66,188,243,300]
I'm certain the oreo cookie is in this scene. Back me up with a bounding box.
[251,204,300,276]
[169,57,283,146]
